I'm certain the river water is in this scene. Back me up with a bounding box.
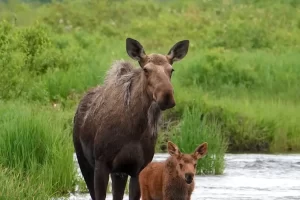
[68,153,300,200]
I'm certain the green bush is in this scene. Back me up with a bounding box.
[18,22,51,74]
[0,20,26,99]
[179,48,257,89]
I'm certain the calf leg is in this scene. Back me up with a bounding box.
[129,177,141,200]
[111,173,128,200]
[140,183,152,200]
[94,160,110,200]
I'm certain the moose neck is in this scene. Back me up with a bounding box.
[91,61,162,137]
[129,69,161,137]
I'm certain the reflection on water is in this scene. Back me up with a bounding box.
[68,153,300,200]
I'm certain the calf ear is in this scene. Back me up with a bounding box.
[193,142,208,160]
[167,40,189,64]
[126,38,147,62]
[167,141,181,157]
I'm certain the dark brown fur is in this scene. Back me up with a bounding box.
[139,141,208,200]
[73,38,189,200]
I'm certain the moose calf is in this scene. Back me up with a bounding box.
[139,141,208,200]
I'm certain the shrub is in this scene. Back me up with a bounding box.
[179,48,257,89]
[0,20,27,99]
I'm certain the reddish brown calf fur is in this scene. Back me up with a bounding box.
[139,141,208,200]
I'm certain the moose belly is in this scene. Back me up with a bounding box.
[111,142,145,177]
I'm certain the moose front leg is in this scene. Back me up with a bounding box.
[111,173,128,200]
[94,160,110,200]
[129,176,141,200]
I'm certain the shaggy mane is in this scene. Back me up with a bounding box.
[103,60,136,86]
[103,60,141,106]
[83,60,161,137]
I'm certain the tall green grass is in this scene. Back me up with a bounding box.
[0,101,76,199]
[0,167,48,200]
[171,106,227,175]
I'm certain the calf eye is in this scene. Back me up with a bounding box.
[179,164,183,169]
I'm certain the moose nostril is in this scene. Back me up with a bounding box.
[186,173,192,178]
[157,90,175,110]
[185,173,194,184]
[164,92,175,106]
[164,93,170,102]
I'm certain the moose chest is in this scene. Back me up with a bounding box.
[92,112,158,177]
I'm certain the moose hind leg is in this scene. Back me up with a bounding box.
[111,173,128,200]
[94,160,110,200]
[74,141,95,199]
[129,177,141,200]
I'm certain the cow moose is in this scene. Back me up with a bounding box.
[73,38,189,200]
[139,141,208,200]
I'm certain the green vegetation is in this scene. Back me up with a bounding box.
[1,0,300,198]
[0,166,49,200]
[171,106,227,175]
[0,101,76,199]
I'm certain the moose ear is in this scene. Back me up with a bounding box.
[126,38,147,62]
[167,40,189,64]
[193,142,208,160]
[167,141,181,157]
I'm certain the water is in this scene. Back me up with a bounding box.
[68,153,300,200]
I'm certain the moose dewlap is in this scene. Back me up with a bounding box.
[139,141,208,200]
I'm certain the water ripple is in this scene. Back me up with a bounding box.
[67,153,300,200]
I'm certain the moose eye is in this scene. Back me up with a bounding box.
[143,68,148,73]
[179,164,183,169]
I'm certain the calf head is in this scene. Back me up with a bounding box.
[167,141,208,184]
[126,38,189,111]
